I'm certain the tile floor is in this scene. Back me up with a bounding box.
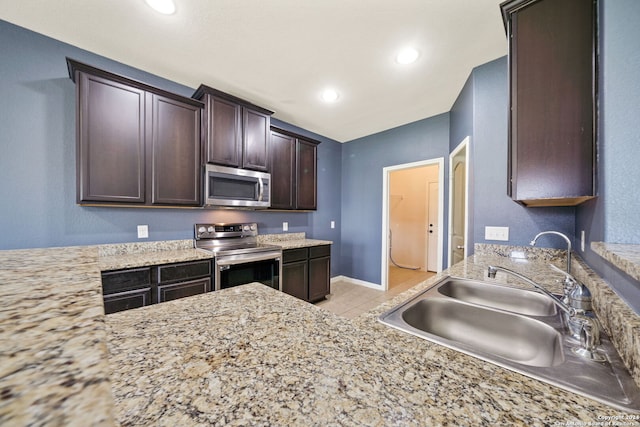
[315,267,435,319]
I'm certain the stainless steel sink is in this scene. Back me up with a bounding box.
[379,276,640,412]
[402,298,564,367]
[436,277,557,316]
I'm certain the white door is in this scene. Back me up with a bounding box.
[427,181,439,272]
[451,150,467,265]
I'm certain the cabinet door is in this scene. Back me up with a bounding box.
[102,267,152,295]
[103,288,152,314]
[157,277,211,303]
[296,139,317,210]
[282,260,308,301]
[150,94,201,205]
[269,131,296,209]
[205,95,242,167]
[505,0,596,206]
[308,255,330,302]
[157,260,211,284]
[77,72,145,203]
[242,108,270,171]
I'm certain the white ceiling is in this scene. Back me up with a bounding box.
[0,0,507,142]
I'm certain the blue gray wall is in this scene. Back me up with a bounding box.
[340,114,450,284]
[449,57,576,256]
[576,0,640,310]
[0,20,342,275]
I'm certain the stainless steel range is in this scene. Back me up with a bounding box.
[194,223,282,291]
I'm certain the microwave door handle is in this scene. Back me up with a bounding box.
[258,177,264,201]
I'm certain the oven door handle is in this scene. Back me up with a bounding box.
[216,252,281,268]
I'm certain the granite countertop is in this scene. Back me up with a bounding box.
[98,235,333,271]
[0,246,114,426]
[104,248,640,426]
[257,232,333,250]
[592,241,640,282]
[2,241,639,426]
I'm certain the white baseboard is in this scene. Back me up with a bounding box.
[331,275,382,290]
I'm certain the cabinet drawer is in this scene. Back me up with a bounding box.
[157,260,211,284]
[309,245,330,259]
[102,267,151,295]
[103,287,152,314]
[283,248,308,263]
[158,278,211,303]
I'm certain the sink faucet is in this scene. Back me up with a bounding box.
[529,231,595,339]
[487,265,604,362]
[530,230,572,274]
[487,265,576,317]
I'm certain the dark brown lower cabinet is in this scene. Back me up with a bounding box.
[156,260,211,303]
[282,248,309,300]
[101,260,212,314]
[282,245,331,302]
[308,246,331,302]
[102,267,152,314]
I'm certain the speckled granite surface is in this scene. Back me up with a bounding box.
[105,248,640,425]
[98,236,333,271]
[3,241,640,426]
[258,232,332,250]
[97,240,212,271]
[0,247,114,426]
[592,242,640,282]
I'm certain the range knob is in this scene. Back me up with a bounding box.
[198,226,207,234]
[243,224,250,232]
[250,224,256,231]
[207,226,215,233]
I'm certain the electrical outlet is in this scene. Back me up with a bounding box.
[137,225,149,239]
[283,222,288,232]
[581,230,585,252]
[330,221,335,229]
[485,226,509,241]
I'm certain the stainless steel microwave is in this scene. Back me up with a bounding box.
[204,164,271,208]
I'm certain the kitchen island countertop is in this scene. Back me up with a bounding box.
[105,249,639,426]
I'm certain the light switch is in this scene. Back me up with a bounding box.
[283,222,288,232]
[330,221,335,229]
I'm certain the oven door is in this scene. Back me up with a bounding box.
[214,250,282,291]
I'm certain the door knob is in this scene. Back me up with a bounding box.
[456,245,464,249]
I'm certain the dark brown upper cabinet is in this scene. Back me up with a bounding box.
[501,0,597,207]
[193,85,273,172]
[269,127,320,210]
[67,58,202,207]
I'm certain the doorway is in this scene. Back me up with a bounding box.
[381,158,444,291]
[448,137,469,267]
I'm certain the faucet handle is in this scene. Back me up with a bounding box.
[549,263,576,281]
[572,315,606,362]
[548,263,580,294]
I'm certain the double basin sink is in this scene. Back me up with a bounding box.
[378,276,640,412]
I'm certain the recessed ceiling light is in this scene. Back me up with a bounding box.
[321,88,339,103]
[145,0,176,15]
[396,47,420,65]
